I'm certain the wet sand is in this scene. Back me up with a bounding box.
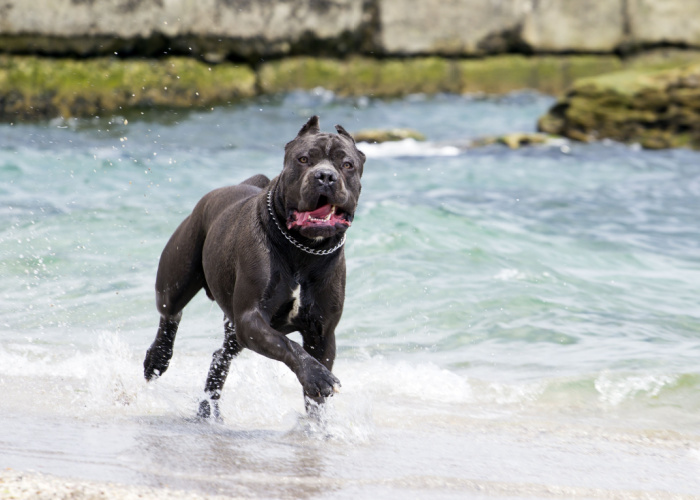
[3,465,700,500]
[0,469,235,500]
[3,406,700,500]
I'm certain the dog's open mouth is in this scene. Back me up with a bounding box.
[287,197,352,230]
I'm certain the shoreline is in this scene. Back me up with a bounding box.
[0,469,234,500]
[1,50,699,123]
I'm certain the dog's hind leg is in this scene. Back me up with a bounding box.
[198,316,243,419]
[143,313,182,381]
[144,214,206,381]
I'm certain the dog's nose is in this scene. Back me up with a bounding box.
[314,168,337,187]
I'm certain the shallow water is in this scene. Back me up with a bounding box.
[2,91,700,498]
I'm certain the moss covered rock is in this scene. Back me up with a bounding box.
[352,128,426,143]
[0,56,256,120]
[538,63,700,149]
[0,53,683,122]
[258,57,462,97]
[258,55,624,97]
[458,55,623,95]
[470,132,553,149]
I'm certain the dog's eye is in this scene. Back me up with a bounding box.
[342,161,353,170]
[298,156,308,164]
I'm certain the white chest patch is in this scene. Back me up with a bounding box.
[288,284,302,322]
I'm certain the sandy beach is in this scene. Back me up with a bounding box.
[0,469,237,500]
[4,464,700,500]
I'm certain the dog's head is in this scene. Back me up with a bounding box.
[277,116,366,240]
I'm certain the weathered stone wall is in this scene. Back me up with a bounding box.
[628,0,700,48]
[377,0,525,55]
[1,0,700,59]
[0,0,367,58]
[520,1,626,53]
[4,0,360,40]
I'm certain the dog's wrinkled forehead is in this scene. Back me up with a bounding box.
[284,115,366,164]
[288,132,333,154]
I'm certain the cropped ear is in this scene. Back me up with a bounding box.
[297,115,321,136]
[336,124,365,161]
[335,124,356,143]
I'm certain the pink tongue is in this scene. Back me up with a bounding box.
[288,204,343,229]
[306,204,333,218]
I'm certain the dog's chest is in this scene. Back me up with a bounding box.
[287,284,303,322]
[267,278,311,331]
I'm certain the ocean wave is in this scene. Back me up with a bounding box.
[3,334,699,436]
[594,370,678,407]
[358,138,462,158]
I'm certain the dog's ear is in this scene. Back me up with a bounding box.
[335,124,355,143]
[336,124,366,161]
[297,115,321,137]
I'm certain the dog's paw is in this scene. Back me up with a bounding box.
[197,399,221,421]
[299,361,341,398]
[143,345,172,381]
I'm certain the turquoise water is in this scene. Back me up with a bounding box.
[2,91,700,497]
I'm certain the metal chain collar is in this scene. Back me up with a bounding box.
[266,190,346,256]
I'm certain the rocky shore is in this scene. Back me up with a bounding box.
[1,0,700,148]
[0,54,628,121]
[538,62,700,149]
[0,56,255,121]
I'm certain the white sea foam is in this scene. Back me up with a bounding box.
[594,370,677,407]
[337,357,473,404]
[3,331,695,432]
[3,332,700,497]
[493,268,527,281]
[358,138,462,158]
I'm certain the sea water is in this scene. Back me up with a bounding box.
[1,91,700,498]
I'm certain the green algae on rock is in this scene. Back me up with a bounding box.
[538,63,700,149]
[0,53,683,122]
[458,55,623,96]
[258,57,461,97]
[0,56,256,120]
[258,55,624,97]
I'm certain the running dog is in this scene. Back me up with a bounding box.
[143,116,365,418]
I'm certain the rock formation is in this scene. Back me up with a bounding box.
[538,63,700,149]
[1,0,700,59]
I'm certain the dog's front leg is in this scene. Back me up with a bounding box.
[301,325,338,412]
[237,308,341,399]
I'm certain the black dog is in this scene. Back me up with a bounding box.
[143,116,365,418]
